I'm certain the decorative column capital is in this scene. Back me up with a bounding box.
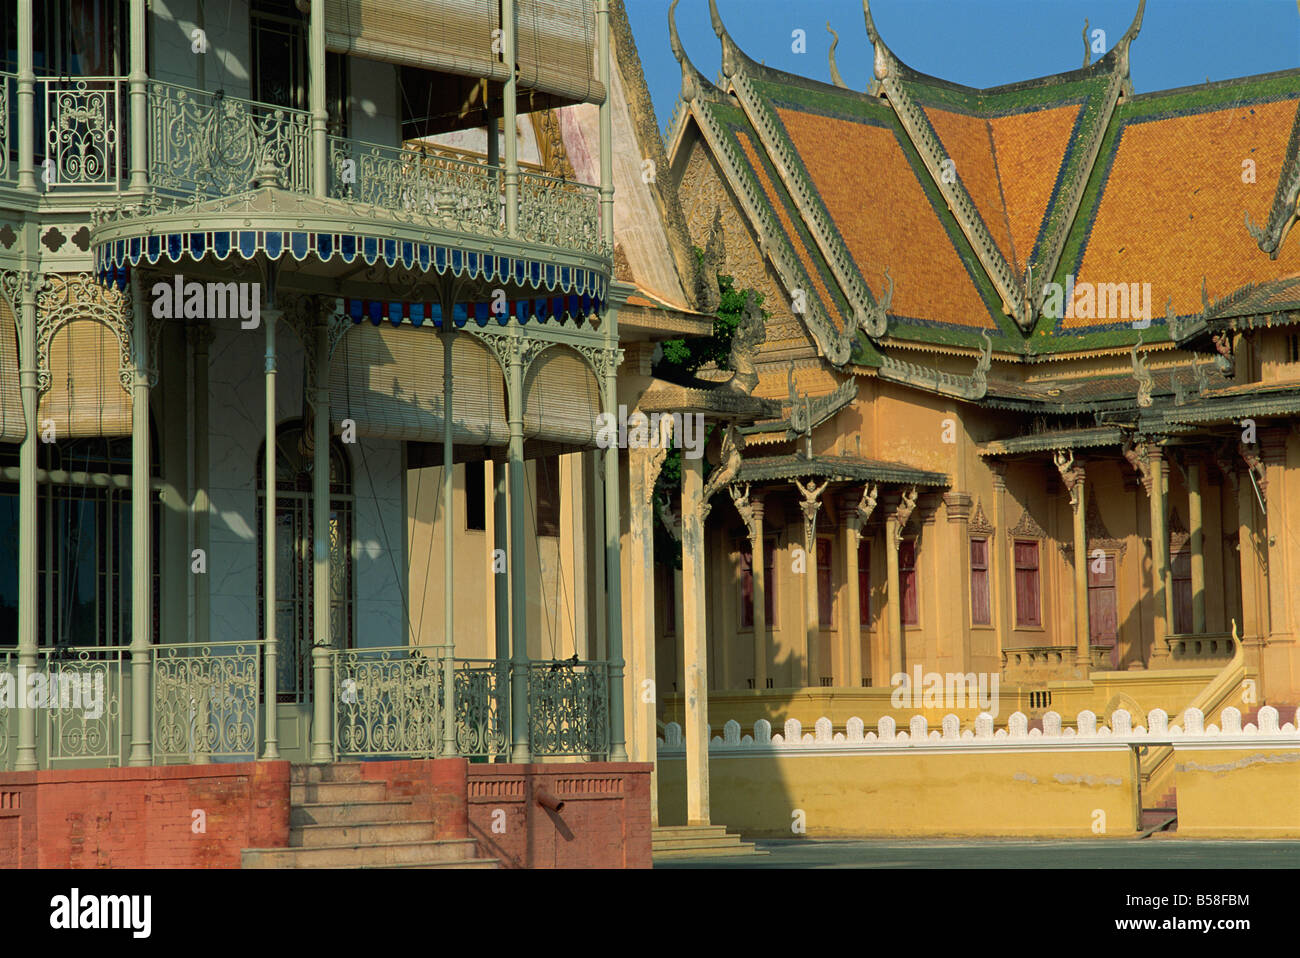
[888,485,919,547]
[794,477,829,547]
[942,491,972,523]
[989,460,1008,490]
[1123,439,1161,496]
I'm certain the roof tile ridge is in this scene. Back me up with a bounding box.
[983,115,1021,278]
[1245,95,1300,259]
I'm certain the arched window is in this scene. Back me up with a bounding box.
[257,421,353,703]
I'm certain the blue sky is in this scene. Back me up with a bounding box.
[625,0,1300,134]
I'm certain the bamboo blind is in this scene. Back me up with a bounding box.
[0,299,23,443]
[330,324,510,445]
[325,0,604,105]
[521,347,600,445]
[37,320,133,438]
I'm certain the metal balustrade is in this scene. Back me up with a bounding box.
[0,75,605,258]
[153,642,263,763]
[0,640,610,768]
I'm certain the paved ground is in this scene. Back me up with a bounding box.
[655,838,1300,868]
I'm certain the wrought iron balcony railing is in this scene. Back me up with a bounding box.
[0,73,605,259]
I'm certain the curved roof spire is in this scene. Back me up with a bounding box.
[1112,0,1146,77]
[669,0,711,103]
[862,0,900,89]
[826,23,848,88]
[707,0,747,79]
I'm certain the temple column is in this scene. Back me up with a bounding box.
[502,0,518,235]
[989,464,1010,666]
[1259,429,1294,695]
[1236,457,1267,674]
[493,458,509,758]
[1055,451,1090,675]
[128,0,148,191]
[309,307,333,763]
[795,479,827,687]
[127,272,153,765]
[1188,460,1206,634]
[681,452,709,825]
[883,488,917,679]
[14,273,37,770]
[192,325,212,649]
[308,0,327,197]
[261,306,281,760]
[843,504,861,688]
[1144,444,1170,667]
[627,442,659,817]
[750,494,767,692]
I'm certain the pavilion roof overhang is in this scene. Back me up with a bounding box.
[635,378,783,422]
[90,186,611,305]
[736,454,948,488]
[1169,275,1300,350]
[1154,385,1300,426]
[978,426,1129,458]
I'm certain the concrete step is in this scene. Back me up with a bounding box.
[291,800,415,827]
[291,820,437,848]
[242,839,481,869]
[291,763,366,785]
[652,825,732,840]
[290,781,389,804]
[653,844,767,859]
[365,859,500,869]
[651,825,764,858]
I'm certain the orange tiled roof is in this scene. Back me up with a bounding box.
[924,107,1018,272]
[775,106,997,331]
[1071,96,1300,330]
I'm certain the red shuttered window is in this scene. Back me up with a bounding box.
[970,537,991,625]
[900,538,918,626]
[1014,539,1040,627]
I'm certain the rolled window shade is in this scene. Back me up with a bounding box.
[324,0,604,105]
[522,347,600,445]
[0,299,24,443]
[37,319,133,439]
[330,323,510,445]
[516,0,603,105]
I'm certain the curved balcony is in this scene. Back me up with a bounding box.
[2,74,609,272]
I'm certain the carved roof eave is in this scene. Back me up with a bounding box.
[863,0,1145,335]
[1169,275,1300,348]
[708,0,891,347]
[637,376,783,420]
[874,331,992,401]
[736,453,948,487]
[781,375,858,439]
[1247,97,1300,259]
[978,426,1129,458]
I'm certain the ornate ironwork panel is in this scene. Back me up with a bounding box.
[42,78,122,188]
[527,660,610,758]
[333,646,441,759]
[328,137,500,234]
[153,643,262,761]
[41,646,123,765]
[517,170,603,257]
[0,72,11,182]
[148,80,310,198]
[0,650,12,771]
[454,660,508,758]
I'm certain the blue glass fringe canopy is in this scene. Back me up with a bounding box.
[95,229,606,300]
[344,293,601,328]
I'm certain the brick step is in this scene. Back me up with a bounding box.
[242,838,481,869]
[291,820,438,847]
[291,800,416,827]
[291,763,366,785]
[290,781,389,804]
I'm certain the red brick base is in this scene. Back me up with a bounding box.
[0,759,652,868]
[467,762,653,868]
[0,762,290,868]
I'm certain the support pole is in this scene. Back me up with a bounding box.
[1189,461,1206,634]
[502,0,519,237]
[193,326,212,649]
[128,271,153,765]
[261,306,280,760]
[885,504,903,680]
[680,453,709,825]
[493,457,510,758]
[309,308,333,763]
[602,367,626,762]
[440,311,458,758]
[1147,446,1169,666]
[15,273,37,769]
[507,332,530,763]
[16,0,35,193]
[309,0,328,197]
[127,0,148,190]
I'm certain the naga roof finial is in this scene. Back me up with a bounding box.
[826,22,847,89]
[862,0,894,86]
[708,0,744,79]
[669,0,706,104]
[1113,0,1146,78]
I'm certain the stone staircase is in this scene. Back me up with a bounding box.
[652,825,765,860]
[1139,786,1178,838]
[242,763,496,869]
